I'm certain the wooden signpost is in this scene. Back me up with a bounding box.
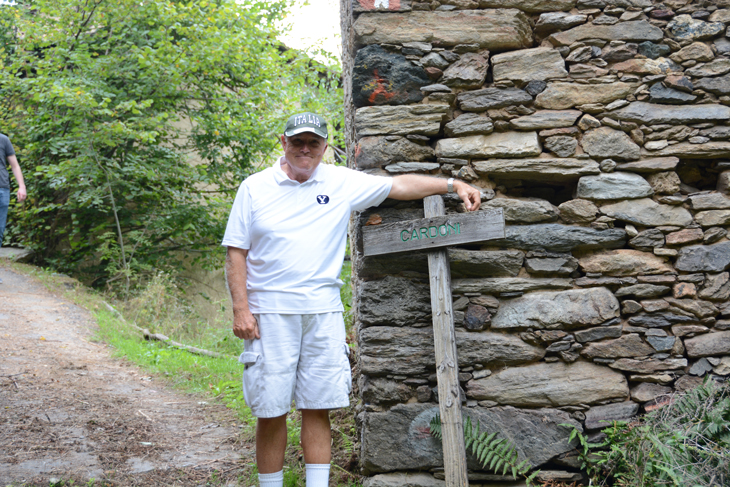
[362,197,505,487]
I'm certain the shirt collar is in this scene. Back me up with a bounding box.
[273,156,325,185]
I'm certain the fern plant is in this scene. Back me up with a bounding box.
[430,414,539,485]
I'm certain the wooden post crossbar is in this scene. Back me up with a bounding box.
[361,197,506,487]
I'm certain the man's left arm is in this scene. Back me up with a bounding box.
[388,175,481,211]
[7,155,26,202]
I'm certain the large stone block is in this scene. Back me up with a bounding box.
[578,250,673,276]
[576,172,653,200]
[684,331,730,358]
[699,272,730,302]
[492,48,568,83]
[694,74,730,96]
[491,287,619,330]
[494,224,626,252]
[354,136,435,169]
[441,53,489,90]
[695,210,730,227]
[360,327,434,376]
[444,113,494,137]
[575,325,623,343]
[644,141,730,159]
[353,10,532,49]
[665,298,719,319]
[362,377,415,405]
[612,58,682,76]
[483,197,559,223]
[360,403,581,473]
[448,249,524,277]
[614,157,679,173]
[631,382,673,403]
[610,102,730,124]
[581,334,655,359]
[452,278,572,294]
[479,0,576,12]
[535,12,587,35]
[457,87,533,112]
[353,45,431,107]
[600,198,693,227]
[675,242,730,272]
[582,127,641,161]
[687,193,730,210]
[364,473,444,487]
[474,158,600,181]
[435,132,541,159]
[558,199,599,223]
[648,83,697,104]
[685,60,730,78]
[535,82,635,110]
[525,252,579,276]
[584,401,639,430]
[359,276,431,327]
[467,361,629,407]
[549,21,663,46]
[384,162,439,174]
[666,14,725,42]
[608,357,687,374]
[578,0,652,7]
[456,331,545,366]
[510,110,581,130]
[627,312,694,328]
[355,105,448,137]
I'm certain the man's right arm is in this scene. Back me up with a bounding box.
[7,155,26,202]
[225,246,260,340]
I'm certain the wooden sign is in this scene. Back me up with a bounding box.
[361,197,506,487]
[362,208,505,257]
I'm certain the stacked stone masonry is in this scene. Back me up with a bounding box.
[342,0,730,485]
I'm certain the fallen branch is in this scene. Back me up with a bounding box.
[141,328,229,359]
[102,302,232,360]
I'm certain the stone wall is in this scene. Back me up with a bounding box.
[344,1,730,485]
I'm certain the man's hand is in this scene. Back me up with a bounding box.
[233,309,260,340]
[454,180,481,212]
[17,187,26,202]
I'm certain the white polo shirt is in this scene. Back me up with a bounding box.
[222,157,393,314]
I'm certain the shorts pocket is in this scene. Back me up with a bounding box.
[239,351,261,368]
[342,343,352,394]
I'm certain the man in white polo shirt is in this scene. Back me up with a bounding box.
[222,112,480,487]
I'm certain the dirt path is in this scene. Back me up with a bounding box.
[0,263,253,486]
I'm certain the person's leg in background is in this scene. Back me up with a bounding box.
[0,187,9,283]
[0,187,9,248]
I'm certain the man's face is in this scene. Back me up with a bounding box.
[280,132,328,174]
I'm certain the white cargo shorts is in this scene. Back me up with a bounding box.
[238,312,352,418]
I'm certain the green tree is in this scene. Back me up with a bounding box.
[0,0,342,290]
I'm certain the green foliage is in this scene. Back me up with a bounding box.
[0,0,343,287]
[430,414,538,485]
[566,378,730,487]
[340,260,353,329]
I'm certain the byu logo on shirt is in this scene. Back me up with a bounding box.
[316,195,330,205]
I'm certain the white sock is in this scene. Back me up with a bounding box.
[306,463,330,487]
[259,470,284,487]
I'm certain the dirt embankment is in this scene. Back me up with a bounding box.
[0,264,252,486]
